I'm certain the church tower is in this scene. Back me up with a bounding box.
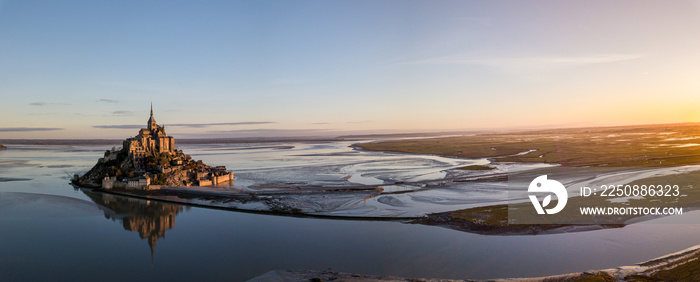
[148,102,157,131]
[124,102,175,169]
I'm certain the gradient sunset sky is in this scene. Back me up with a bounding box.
[2,0,700,139]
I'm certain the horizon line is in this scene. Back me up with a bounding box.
[2,121,700,141]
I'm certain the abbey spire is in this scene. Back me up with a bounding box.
[148,102,157,130]
[122,103,176,170]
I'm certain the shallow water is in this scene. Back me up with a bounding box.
[1,143,700,281]
[178,141,485,187]
[176,141,536,216]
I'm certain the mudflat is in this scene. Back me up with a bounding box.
[358,122,700,167]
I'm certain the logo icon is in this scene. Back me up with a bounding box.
[528,175,567,214]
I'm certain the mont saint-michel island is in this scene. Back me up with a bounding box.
[72,105,233,191]
[6,1,700,281]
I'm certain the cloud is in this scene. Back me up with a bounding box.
[311,121,371,125]
[112,110,134,116]
[167,121,276,128]
[0,127,64,132]
[97,99,119,103]
[93,121,275,129]
[197,128,334,138]
[29,102,71,106]
[93,124,142,129]
[407,53,644,69]
[211,128,330,133]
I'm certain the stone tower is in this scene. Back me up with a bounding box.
[148,102,157,131]
[123,103,176,169]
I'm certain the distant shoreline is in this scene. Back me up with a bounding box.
[3,122,699,146]
[0,137,354,146]
[0,131,483,146]
[5,122,700,146]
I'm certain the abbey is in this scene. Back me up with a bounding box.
[74,104,233,190]
[123,104,175,169]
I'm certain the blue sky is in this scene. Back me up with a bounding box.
[2,0,700,138]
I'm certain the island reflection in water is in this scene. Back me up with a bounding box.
[81,189,189,258]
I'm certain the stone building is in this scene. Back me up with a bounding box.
[102,175,151,190]
[123,104,175,170]
[196,166,234,186]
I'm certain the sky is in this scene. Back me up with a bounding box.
[2,0,700,139]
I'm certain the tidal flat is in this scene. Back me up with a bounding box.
[3,124,700,280]
[358,123,700,167]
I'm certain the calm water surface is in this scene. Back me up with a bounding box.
[1,143,699,281]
